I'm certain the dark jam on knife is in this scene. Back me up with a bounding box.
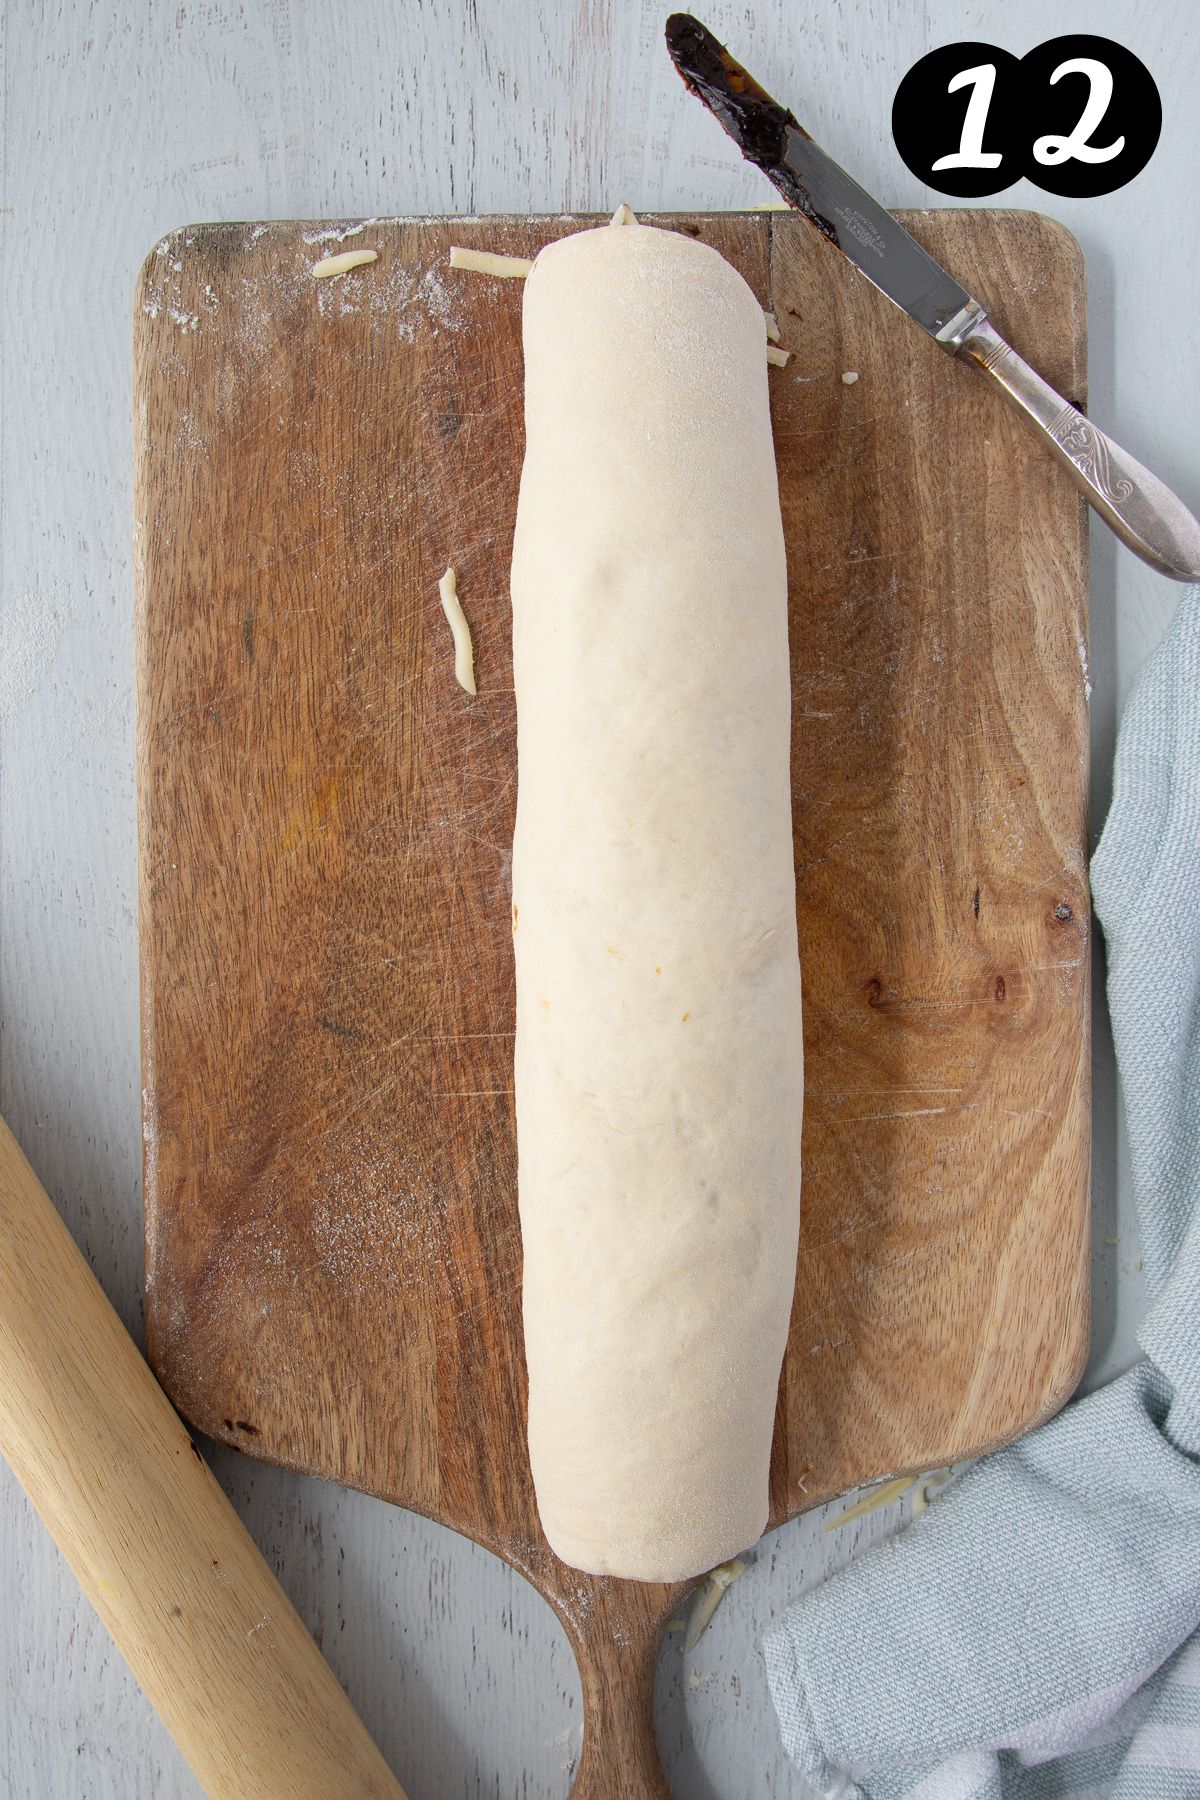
[663,13,841,247]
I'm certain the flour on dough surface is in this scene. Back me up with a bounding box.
[510,216,803,1582]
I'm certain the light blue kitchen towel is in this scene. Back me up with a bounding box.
[763,584,1200,1800]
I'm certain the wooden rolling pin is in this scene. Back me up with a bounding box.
[0,1114,407,1800]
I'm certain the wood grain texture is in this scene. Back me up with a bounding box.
[135,208,1089,1794]
[772,209,1093,1502]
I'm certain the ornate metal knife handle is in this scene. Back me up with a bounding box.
[934,303,1200,582]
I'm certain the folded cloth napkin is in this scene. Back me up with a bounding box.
[763,584,1200,1800]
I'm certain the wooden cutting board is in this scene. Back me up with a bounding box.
[135,209,1090,1796]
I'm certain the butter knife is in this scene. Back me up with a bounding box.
[665,13,1200,582]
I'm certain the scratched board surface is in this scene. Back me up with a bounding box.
[135,211,1089,1791]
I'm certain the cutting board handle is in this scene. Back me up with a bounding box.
[560,1579,684,1800]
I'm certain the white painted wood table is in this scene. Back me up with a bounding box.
[1,1,1194,1794]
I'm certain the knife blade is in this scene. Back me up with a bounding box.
[665,12,1200,582]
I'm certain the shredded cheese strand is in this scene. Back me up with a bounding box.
[438,567,477,696]
[912,1467,955,1516]
[311,249,378,279]
[766,344,791,368]
[824,1474,918,1531]
[684,1558,747,1653]
[763,310,781,343]
[448,246,533,278]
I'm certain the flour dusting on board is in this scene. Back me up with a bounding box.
[141,236,223,335]
[314,268,375,319]
[141,222,473,371]
[301,216,386,247]
[149,1101,451,1409]
[175,408,209,452]
[140,300,201,333]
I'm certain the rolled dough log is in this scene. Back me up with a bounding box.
[510,215,803,1582]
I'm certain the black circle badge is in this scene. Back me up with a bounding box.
[1019,35,1161,197]
[892,35,1161,199]
[892,42,1023,197]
